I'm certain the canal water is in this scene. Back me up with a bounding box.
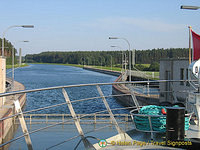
[9,64,126,114]
[6,64,130,150]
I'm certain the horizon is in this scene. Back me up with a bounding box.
[1,0,200,56]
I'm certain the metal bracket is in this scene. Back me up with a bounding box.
[62,88,96,150]
[14,99,33,150]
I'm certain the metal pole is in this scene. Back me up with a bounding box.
[110,56,112,71]
[189,26,192,64]
[122,51,123,72]
[120,38,131,82]
[129,46,131,82]
[132,49,135,66]
[19,48,22,67]
[125,53,127,72]
[12,47,14,91]
[2,35,5,57]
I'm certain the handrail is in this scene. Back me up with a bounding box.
[0,106,135,148]
[0,93,132,121]
[0,79,197,97]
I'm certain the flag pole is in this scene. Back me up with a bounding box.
[189,26,192,64]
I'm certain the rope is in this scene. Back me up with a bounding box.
[133,105,190,132]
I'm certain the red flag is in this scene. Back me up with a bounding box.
[192,30,200,61]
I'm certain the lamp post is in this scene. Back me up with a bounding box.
[109,37,131,81]
[2,25,33,92]
[180,5,200,10]
[2,25,34,57]
[111,45,124,73]
[12,47,15,90]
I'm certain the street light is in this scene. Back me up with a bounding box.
[110,45,124,73]
[109,37,131,82]
[2,25,34,57]
[180,5,200,10]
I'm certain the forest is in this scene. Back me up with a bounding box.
[25,48,189,71]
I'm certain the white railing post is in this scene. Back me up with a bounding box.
[62,88,96,150]
[14,99,33,150]
[96,85,123,134]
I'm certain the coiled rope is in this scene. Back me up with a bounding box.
[133,105,190,132]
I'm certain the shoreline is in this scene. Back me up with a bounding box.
[6,63,29,69]
[30,63,159,79]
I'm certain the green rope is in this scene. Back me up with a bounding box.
[133,105,190,132]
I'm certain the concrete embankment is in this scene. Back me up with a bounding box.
[0,80,26,145]
[83,66,159,107]
[112,75,159,107]
[83,67,121,77]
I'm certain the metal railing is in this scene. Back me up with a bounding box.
[0,80,197,150]
[13,113,131,125]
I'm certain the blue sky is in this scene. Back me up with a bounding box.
[0,0,200,55]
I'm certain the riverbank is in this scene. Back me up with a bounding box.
[82,65,159,107]
[6,63,29,69]
[30,63,122,71]
[30,63,159,79]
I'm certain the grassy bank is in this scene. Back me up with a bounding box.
[30,63,159,79]
[31,63,84,68]
[6,63,29,69]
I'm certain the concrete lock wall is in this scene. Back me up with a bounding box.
[0,56,27,145]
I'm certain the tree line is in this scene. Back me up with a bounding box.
[0,37,190,70]
[0,38,17,65]
[25,48,189,71]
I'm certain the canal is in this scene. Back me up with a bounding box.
[7,64,130,150]
[9,64,126,114]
